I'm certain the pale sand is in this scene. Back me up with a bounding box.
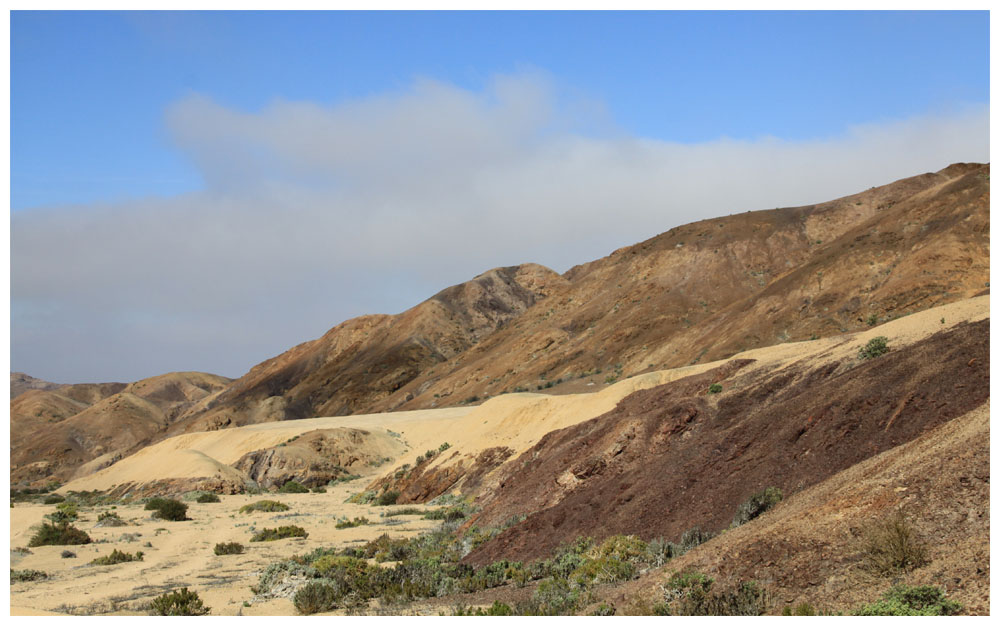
[10,295,988,615]
[61,294,988,493]
[10,481,443,616]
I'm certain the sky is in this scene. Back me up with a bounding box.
[9,10,990,384]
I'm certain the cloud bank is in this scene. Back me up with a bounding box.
[11,73,989,383]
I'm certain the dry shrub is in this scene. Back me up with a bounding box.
[859,511,929,576]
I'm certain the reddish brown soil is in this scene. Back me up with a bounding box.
[462,318,988,566]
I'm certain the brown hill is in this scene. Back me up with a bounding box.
[169,263,566,433]
[10,371,231,486]
[179,162,989,430]
[10,372,63,399]
[459,316,988,566]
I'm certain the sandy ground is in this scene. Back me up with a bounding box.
[9,481,444,616]
[10,295,988,616]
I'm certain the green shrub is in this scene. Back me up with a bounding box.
[239,500,290,514]
[661,572,771,616]
[151,499,189,521]
[376,490,400,506]
[730,487,783,528]
[43,494,65,505]
[708,383,723,394]
[96,510,128,527]
[11,569,48,583]
[90,549,144,566]
[310,486,327,493]
[196,493,220,503]
[335,516,370,529]
[453,601,515,616]
[278,481,309,494]
[149,588,210,616]
[859,511,929,575]
[293,581,341,615]
[383,507,425,517]
[782,602,817,616]
[438,442,451,452]
[214,542,245,555]
[251,525,309,542]
[853,585,961,616]
[530,576,581,615]
[144,497,169,511]
[859,336,889,360]
[591,602,616,616]
[866,313,879,326]
[61,550,76,558]
[28,522,92,546]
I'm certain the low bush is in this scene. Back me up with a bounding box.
[335,516,370,529]
[214,541,245,555]
[383,507,425,517]
[61,550,77,559]
[782,602,817,616]
[858,336,889,360]
[708,383,723,394]
[853,585,960,616]
[251,525,309,542]
[293,581,341,615]
[310,486,327,493]
[730,487,783,528]
[196,493,220,503]
[151,499,189,521]
[11,569,48,583]
[859,511,928,576]
[375,490,400,506]
[661,571,771,616]
[453,601,515,616]
[28,522,92,546]
[46,501,79,523]
[149,587,210,616]
[43,494,65,505]
[96,510,128,527]
[90,549,144,566]
[239,500,290,514]
[278,481,309,494]
[143,497,169,511]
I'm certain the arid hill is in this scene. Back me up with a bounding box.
[10,372,231,486]
[10,163,989,488]
[180,162,990,427]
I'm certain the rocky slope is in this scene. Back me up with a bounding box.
[459,317,988,566]
[178,162,990,428]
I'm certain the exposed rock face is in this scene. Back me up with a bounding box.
[461,318,989,566]
[232,428,407,489]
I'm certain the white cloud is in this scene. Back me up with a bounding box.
[10,73,989,382]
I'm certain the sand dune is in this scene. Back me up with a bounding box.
[61,294,988,496]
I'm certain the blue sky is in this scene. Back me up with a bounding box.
[11,11,988,210]
[10,11,990,383]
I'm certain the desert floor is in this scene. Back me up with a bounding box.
[10,481,445,616]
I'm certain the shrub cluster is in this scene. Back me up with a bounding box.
[214,542,245,555]
[660,571,771,615]
[335,517,371,529]
[375,490,400,506]
[239,500,290,514]
[196,493,221,503]
[251,525,309,542]
[148,498,189,521]
[96,510,128,527]
[90,549,144,566]
[149,588,210,616]
[11,569,48,583]
[277,481,309,494]
[853,585,960,616]
[858,336,889,360]
[859,511,928,575]
[730,487,783,528]
[28,522,92,547]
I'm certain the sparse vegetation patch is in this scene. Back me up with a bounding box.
[240,500,290,514]
[251,525,309,542]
